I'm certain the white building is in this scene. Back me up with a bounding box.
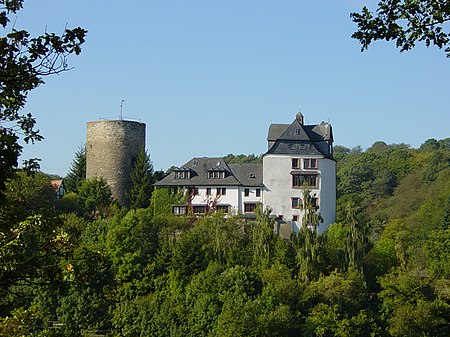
[155,112,335,233]
[263,112,335,233]
[155,157,263,217]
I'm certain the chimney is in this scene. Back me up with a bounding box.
[296,111,304,125]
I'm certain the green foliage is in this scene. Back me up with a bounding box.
[64,145,86,193]
[0,215,69,309]
[57,246,112,334]
[336,143,412,207]
[303,270,368,317]
[0,171,57,229]
[252,209,276,268]
[56,191,81,214]
[150,187,185,216]
[304,304,380,337]
[379,268,450,336]
[292,224,327,282]
[351,1,450,57]
[3,135,450,336]
[425,228,450,278]
[183,262,224,336]
[126,147,154,209]
[77,177,112,219]
[0,0,86,195]
[0,306,43,337]
[106,208,158,283]
[222,153,262,164]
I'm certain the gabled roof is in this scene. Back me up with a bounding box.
[266,114,333,158]
[155,157,263,187]
[50,179,64,190]
[267,121,333,142]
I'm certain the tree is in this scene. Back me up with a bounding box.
[0,171,57,229]
[64,145,86,193]
[351,1,450,57]
[0,214,69,307]
[126,147,154,209]
[77,178,112,219]
[0,0,87,195]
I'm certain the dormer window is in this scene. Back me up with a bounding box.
[208,170,226,179]
[174,169,191,179]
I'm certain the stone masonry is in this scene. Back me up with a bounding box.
[86,120,146,206]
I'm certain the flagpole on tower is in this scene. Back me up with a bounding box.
[120,99,125,120]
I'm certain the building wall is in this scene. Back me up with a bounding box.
[317,159,336,233]
[189,185,263,215]
[191,186,239,213]
[86,120,146,206]
[263,154,335,233]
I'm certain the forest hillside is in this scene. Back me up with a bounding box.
[0,138,449,336]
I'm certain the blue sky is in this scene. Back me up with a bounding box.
[14,0,450,176]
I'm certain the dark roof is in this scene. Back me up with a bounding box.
[228,163,263,186]
[267,120,333,142]
[266,116,333,158]
[155,157,263,187]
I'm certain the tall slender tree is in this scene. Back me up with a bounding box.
[65,145,86,193]
[344,200,369,273]
[126,147,154,209]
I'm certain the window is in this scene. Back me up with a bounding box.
[208,170,226,179]
[206,188,211,196]
[193,205,207,214]
[256,188,261,197]
[292,158,300,169]
[244,188,250,197]
[216,205,229,213]
[291,197,301,209]
[304,158,318,169]
[189,187,199,196]
[292,215,299,221]
[244,203,257,213]
[292,174,318,188]
[216,188,226,196]
[173,206,186,215]
[175,170,190,179]
[295,128,301,135]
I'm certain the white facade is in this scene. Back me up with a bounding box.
[181,185,263,216]
[263,154,335,233]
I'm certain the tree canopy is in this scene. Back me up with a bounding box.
[1,139,450,335]
[0,0,87,195]
[351,0,450,57]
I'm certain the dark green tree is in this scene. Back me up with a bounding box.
[0,0,87,196]
[126,147,154,209]
[77,177,112,219]
[351,0,450,57]
[64,145,86,193]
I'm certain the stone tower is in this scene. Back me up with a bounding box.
[86,119,146,206]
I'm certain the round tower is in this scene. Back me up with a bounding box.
[86,119,146,206]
